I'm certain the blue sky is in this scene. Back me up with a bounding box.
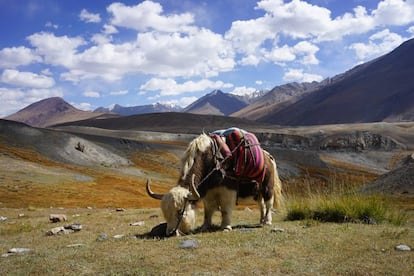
[1,0,414,116]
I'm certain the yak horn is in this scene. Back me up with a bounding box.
[146,179,164,200]
[189,174,201,200]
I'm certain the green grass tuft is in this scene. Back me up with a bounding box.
[285,181,408,225]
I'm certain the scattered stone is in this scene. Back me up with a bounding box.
[129,221,145,226]
[179,239,200,249]
[113,234,125,239]
[244,207,252,212]
[97,233,109,241]
[0,216,7,222]
[64,223,82,231]
[271,227,285,233]
[46,223,82,235]
[2,248,33,257]
[18,213,25,218]
[86,206,93,210]
[66,243,86,248]
[238,228,254,232]
[46,226,73,236]
[395,244,411,251]
[8,248,32,254]
[149,214,159,219]
[49,214,67,223]
[116,208,126,212]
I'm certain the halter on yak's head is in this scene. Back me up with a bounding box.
[146,133,217,236]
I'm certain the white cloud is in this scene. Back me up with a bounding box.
[80,9,101,23]
[140,78,233,96]
[83,90,100,98]
[373,0,414,26]
[0,87,62,117]
[408,25,414,34]
[230,86,257,96]
[349,29,407,60]
[1,69,55,88]
[45,21,58,29]
[0,46,42,68]
[283,68,323,83]
[103,24,118,35]
[176,96,198,107]
[73,102,93,111]
[110,90,128,96]
[41,68,53,76]
[226,0,414,67]
[263,40,319,66]
[136,30,235,78]
[27,32,85,67]
[107,1,195,33]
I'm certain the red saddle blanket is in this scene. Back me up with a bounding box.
[212,128,265,183]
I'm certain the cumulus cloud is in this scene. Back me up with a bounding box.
[25,24,234,83]
[135,30,235,78]
[73,102,93,111]
[0,46,42,68]
[349,29,407,60]
[110,90,128,96]
[1,69,55,88]
[27,32,85,67]
[0,87,62,117]
[107,1,195,33]
[45,21,58,29]
[283,68,323,83]
[140,78,233,96]
[230,86,257,96]
[226,0,414,66]
[80,9,101,23]
[83,91,100,98]
[103,24,118,35]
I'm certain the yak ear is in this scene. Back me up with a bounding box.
[188,174,201,200]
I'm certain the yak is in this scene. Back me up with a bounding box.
[147,128,283,236]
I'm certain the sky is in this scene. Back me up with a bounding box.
[1,0,414,116]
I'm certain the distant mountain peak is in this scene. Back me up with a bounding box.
[93,102,182,116]
[4,97,107,128]
[183,89,248,116]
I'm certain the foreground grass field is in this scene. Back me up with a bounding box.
[0,207,413,275]
[0,141,413,274]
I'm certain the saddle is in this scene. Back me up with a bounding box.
[210,128,265,184]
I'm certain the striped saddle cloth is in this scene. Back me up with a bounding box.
[213,128,265,183]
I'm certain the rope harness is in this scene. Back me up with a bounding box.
[169,134,264,236]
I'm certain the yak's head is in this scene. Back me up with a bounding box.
[146,178,200,236]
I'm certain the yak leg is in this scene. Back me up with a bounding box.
[258,195,274,225]
[200,198,216,231]
[218,188,237,231]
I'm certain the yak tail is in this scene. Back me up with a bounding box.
[267,151,285,213]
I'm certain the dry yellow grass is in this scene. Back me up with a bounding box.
[1,141,413,275]
[0,207,413,275]
[0,144,178,208]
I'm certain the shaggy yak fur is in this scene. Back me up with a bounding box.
[147,132,283,236]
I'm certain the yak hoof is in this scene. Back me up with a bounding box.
[222,225,232,232]
[200,224,211,232]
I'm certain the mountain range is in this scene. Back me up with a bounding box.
[4,38,414,127]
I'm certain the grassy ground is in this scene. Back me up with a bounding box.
[0,207,413,275]
[1,143,413,275]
